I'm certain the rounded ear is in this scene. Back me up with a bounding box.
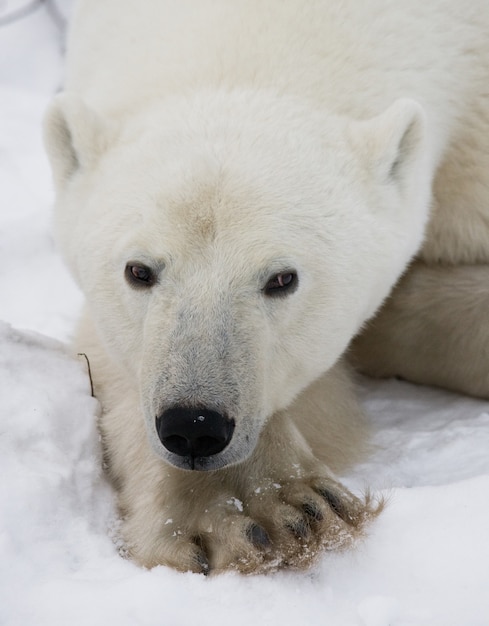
[349,98,429,189]
[43,93,117,189]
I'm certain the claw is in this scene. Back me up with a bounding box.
[317,488,352,524]
[302,501,324,522]
[286,517,310,540]
[246,523,271,550]
[195,552,210,575]
[192,536,211,575]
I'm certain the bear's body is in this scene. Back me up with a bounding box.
[44,0,489,573]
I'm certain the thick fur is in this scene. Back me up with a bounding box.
[43,0,489,573]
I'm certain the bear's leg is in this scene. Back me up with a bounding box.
[350,262,489,399]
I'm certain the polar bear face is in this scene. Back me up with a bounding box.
[44,90,432,471]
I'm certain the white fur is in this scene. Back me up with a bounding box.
[44,0,489,573]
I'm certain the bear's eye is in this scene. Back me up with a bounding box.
[125,262,156,288]
[263,271,298,297]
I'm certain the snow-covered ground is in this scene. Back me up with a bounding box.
[1,3,489,624]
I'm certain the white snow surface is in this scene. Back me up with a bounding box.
[1,3,489,624]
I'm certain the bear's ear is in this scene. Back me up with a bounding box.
[349,98,428,188]
[43,93,116,189]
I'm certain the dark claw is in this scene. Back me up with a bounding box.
[286,517,310,540]
[195,552,210,576]
[317,488,350,524]
[302,501,324,522]
[192,536,210,575]
[246,523,271,549]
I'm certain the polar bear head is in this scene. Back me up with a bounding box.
[44,90,432,471]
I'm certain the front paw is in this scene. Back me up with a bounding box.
[233,471,377,572]
[121,467,378,575]
[121,481,275,575]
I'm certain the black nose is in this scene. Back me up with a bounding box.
[156,406,235,461]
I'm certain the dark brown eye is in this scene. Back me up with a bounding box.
[125,262,156,288]
[264,271,298,297]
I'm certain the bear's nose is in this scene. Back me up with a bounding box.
[156,406,235,463]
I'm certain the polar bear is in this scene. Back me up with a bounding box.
[44,0,489,573]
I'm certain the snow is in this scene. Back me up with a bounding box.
[1,3,489,624]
